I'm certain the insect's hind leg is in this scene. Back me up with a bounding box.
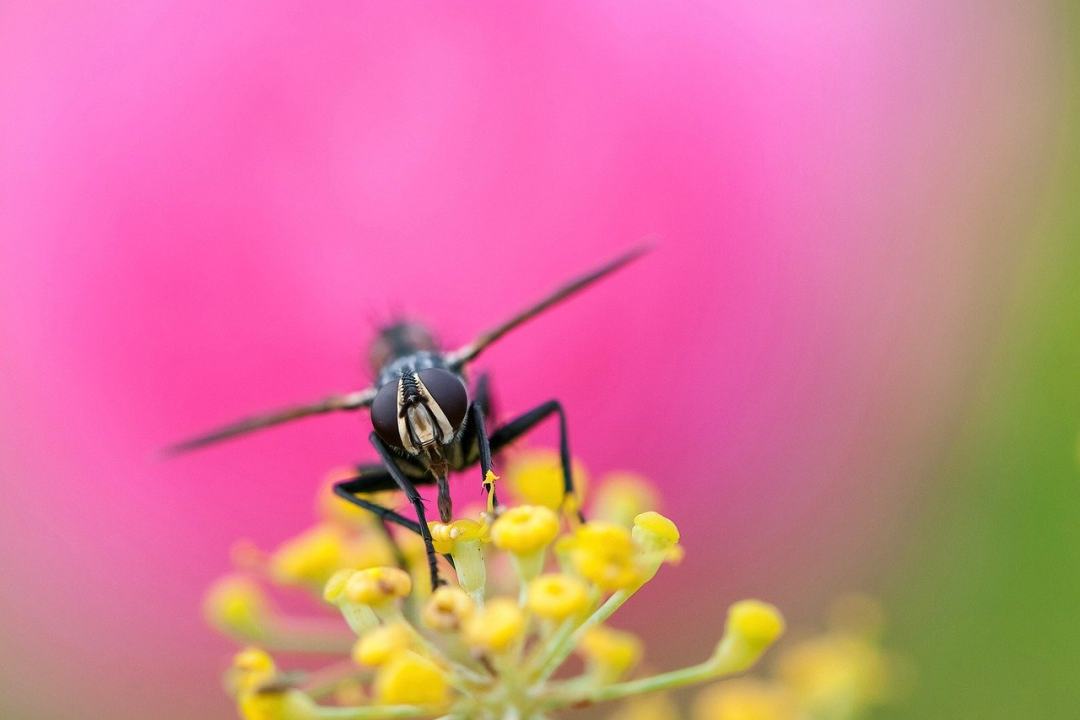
[334,465,424,534]
[488,399,584,522]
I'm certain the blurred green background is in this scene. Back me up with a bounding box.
[882,13,1080,717]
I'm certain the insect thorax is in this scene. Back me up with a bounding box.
[375,351,452,389]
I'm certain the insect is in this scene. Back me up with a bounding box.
[170,246,648,587]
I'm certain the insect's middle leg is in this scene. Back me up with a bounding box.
[488,399,584,521]
[468,372,498,512]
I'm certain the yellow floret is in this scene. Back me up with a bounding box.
[373,652,450,707]
[237,689,292,720]
[268,523,349,588]
[322,568,356,604]
[568,522,641,591]
[231,647,276,693]
[777,633,891,712]
[345,567,413,606]
[712,600,786,674]
[593,472,660,526]
[204,576,270,641]
[353,622,412,667]
[491,505,560,555]
[579,625,643,681]
[463,597,525,654]
[428,518,488,555]
[632,511,680,551]
[527,573,590,621]
[729,600,785,648]
[422,586,476,632]
[617,693,681,720]
[505,449,588,511]
[692,679,798,720]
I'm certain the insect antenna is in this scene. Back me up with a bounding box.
[445,244,651,368]
[165,388,376,455]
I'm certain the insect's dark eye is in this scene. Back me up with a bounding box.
[371,381,404,448]
[418,369,468,430]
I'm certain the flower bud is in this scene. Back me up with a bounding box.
[346,567,412,607]
[422,586,475,632]
[713,600,785,673]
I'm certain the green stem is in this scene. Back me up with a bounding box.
[382,608,492,688]
[310,705,433,719]
[260,621,357,654]
[530,586,632,683]
[542,657,721,709]
[301,661,369,699]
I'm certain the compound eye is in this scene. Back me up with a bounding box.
[418,369,468,431]
[371,381,404,449]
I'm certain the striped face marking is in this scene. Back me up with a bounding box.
[371,368,469,454]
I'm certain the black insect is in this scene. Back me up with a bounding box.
[170,246,648,587]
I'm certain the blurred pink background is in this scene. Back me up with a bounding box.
[0,2,1061,718]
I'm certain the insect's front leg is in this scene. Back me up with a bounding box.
[489,399,583,523]
[368,433,444,589]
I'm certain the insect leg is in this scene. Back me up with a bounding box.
[469,402,498,512]
[333,464,425,534]
[334,465,457,577]
[460,373,499,512]
[488,400,584,522]
[369,433,444,588]
[473,372,494,419]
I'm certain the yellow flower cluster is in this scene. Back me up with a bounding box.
[207,450,785,720]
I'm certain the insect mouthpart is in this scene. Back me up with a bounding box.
[403,401,440,449]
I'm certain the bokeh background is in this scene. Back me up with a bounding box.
[2,2,1078,718]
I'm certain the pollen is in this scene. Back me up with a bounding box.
[346,566,413,607]
[373,652,450,707]
[422,585,475,632]
[463,597,525,654]
[527,573,590,621]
